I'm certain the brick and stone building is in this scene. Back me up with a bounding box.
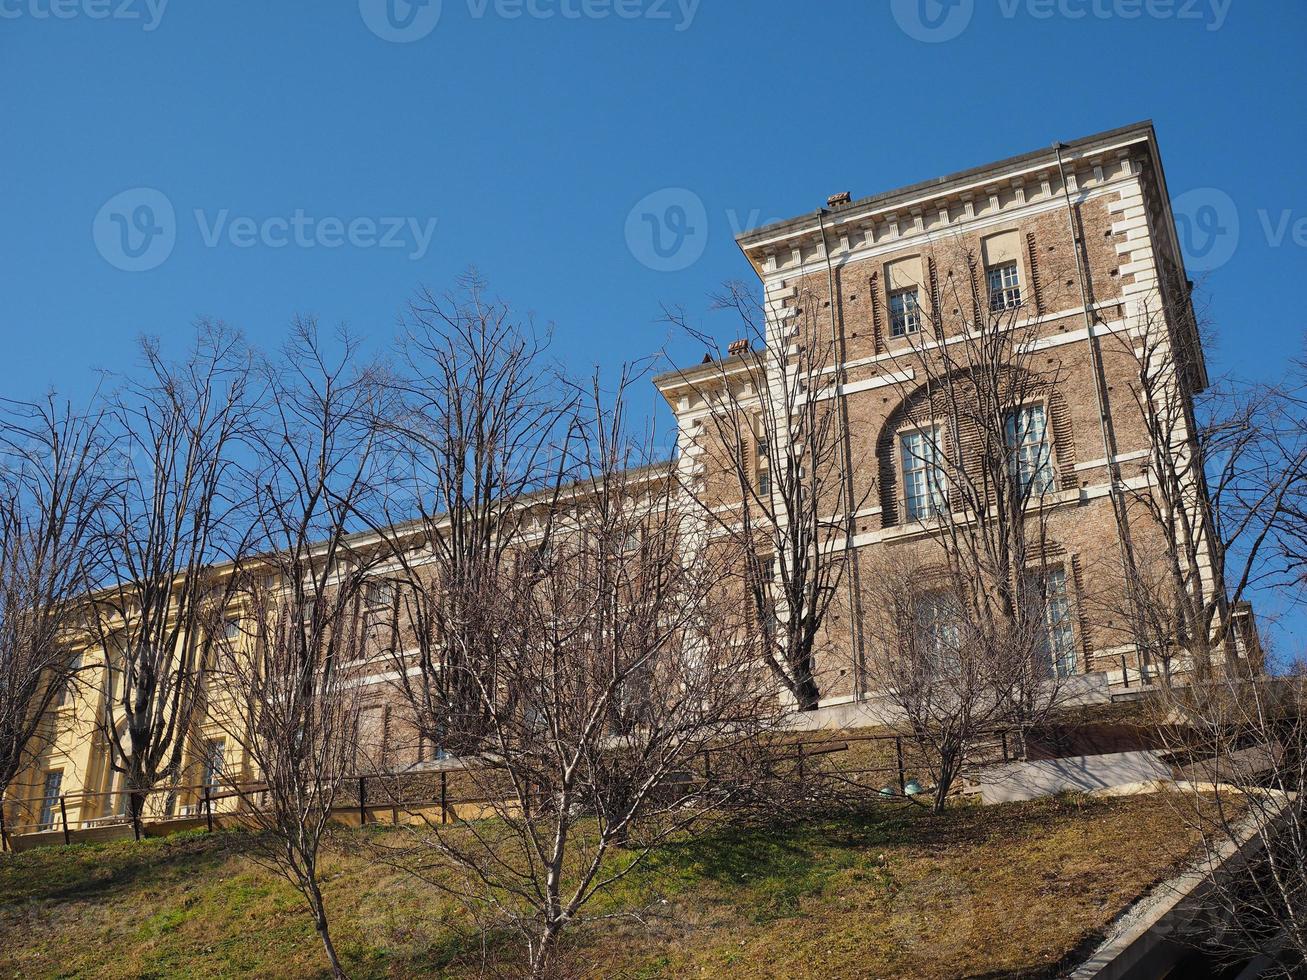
[655,120,1234,709]
[5,121,1244,839]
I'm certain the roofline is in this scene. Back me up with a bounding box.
[71,460,678,612]
[652,349,755,391]
[734,120,1157,254]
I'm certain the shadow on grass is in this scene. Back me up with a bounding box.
[0,828,248,907]
[609,794,1124,927]
[646,794,1107,878]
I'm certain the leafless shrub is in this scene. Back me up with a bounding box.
[84,324,260,834]
[1144,669,1307,975]
[212,321,390,979]
[0,394,110,845]
[862,236,1081,810]
[663,279,871,711]
[382,365,778,978]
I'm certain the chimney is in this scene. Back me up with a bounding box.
[826,191,852,208]
[727,338,751,356]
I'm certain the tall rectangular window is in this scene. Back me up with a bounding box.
[1026,567,1076,677]
[54,653,81,706]
[987,261,1022,311]
[201,739,226,790]
[914,590,961,673]
[365,581,394,615]
[889,286,921,337]
[901,428,946,520]
[1005,404,1054,495]
[38,770,63,830]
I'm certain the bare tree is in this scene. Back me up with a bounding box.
[213,322,387,980]
[86,324,259,835]
[1106,277,1307,682]
[1143,668,1307,976]
[864,238,1081,809]
[0,394,109,845]
[864,551,1069,812]
[1103,277,1307,684]
[664,279,870,711]
[368,272,574,757]
[388,369,776,978]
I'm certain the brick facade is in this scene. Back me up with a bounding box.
[656,121,1219,706]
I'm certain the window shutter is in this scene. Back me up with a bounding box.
[952,410,985,512]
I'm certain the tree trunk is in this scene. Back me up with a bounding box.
[932,752,959,813]
[531,923,560,980]
[793,662,821,712]
[129,787,147,840]
[309,885,348,980]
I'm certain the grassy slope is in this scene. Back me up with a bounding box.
[0,794,1197,979]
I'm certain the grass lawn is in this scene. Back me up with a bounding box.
[0,793,1200,979]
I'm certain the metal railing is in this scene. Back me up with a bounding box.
[1,730,1012,849]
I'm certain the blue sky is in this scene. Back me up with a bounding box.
[2,0,1305,649]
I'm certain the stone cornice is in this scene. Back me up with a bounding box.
[735,121,1161,281]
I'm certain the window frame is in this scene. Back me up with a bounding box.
[54,652,82,707]
[986,260,1023,312]
[899,425,948,522]
[1004,401,1055,497]
[38,769,63,830]
[200,738,226,791]
[913,588,963,675]
[1023,564,1078,678]
[888,285,922,338]
[750,413,770,495]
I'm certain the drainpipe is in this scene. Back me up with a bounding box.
[1053,142,1146,685]
[816,209,868,700]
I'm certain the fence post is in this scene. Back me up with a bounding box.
[895,737,906,795]
[60,795,71,846]
[440,771,448,825]
[203,785,213,834]
[797,744,805,788]
[0,799,8,852]
[358,777,367,827]
[1000,730,1010,763]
